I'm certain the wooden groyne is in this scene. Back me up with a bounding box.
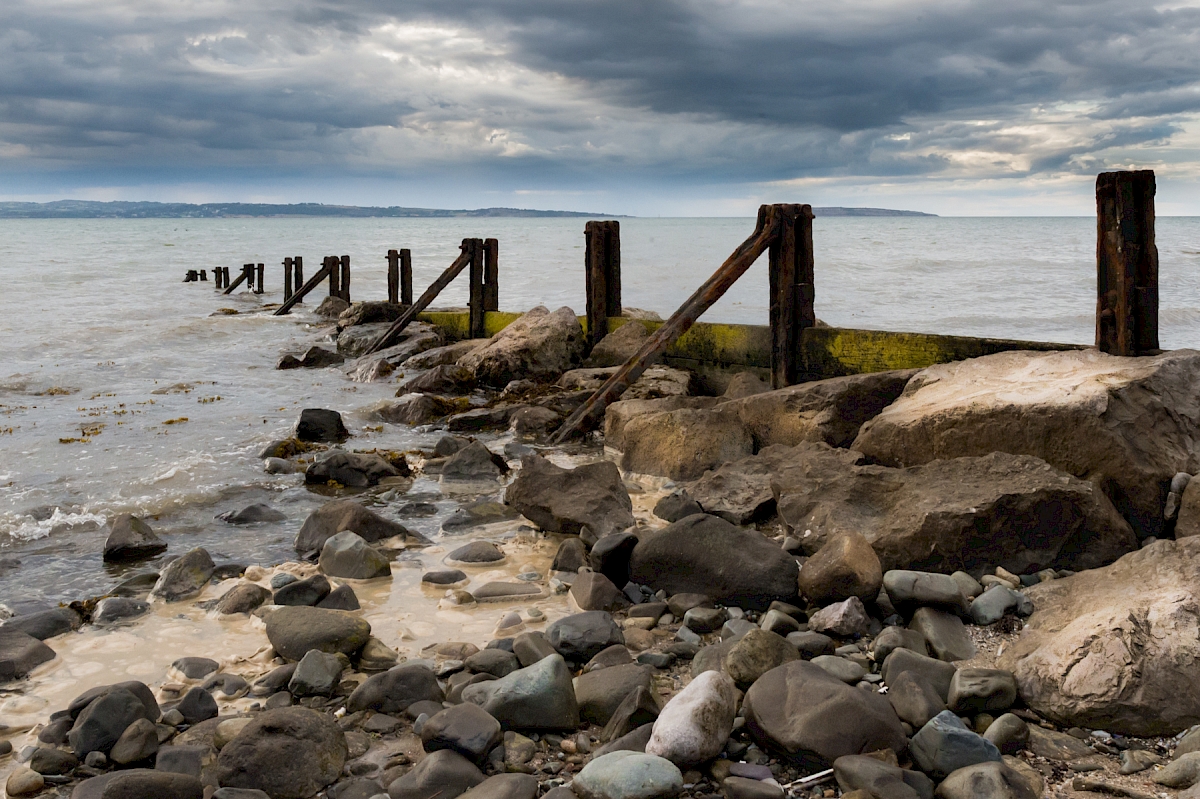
[197,169,1158,413]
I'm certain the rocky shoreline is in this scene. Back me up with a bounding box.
[5,298,1200,799]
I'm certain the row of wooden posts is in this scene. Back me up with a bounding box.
[197,169,1159,440]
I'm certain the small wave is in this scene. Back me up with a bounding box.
[1,507,108,543]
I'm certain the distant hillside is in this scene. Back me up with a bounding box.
[0,201,609,219]
[813,207,936,217]
[0,200,935,219]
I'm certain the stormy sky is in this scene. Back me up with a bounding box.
[2,0,1200,214]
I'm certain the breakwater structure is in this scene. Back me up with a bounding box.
[199,169,1159,431]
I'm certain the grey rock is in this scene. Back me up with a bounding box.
[724,629,800,688]
[264,606,371,661]
[910,711,1003,779]
[215,707,346,799]
[441,501,520,533]
[211,583,271,615]
[320,531,391,579]
[969,586,1025,625]
[69,688,146,757]
[94,769,204,799]
[421,703,503,765]
[30,747,79,774]
[909,608,976,662]
[273,574,332,606]
[2,607,80,640]
[1119,748,1161,775]
[602,685,661,743]
[629,514,799,611]
[811,655,866,684]
[295,499,420,558]
[934,761,1038,799]
[883,571,969,615]
[176,686,217,724]
[546,611,625,662]
[172,656,219,679]
[759,609,801,637]
[571,572,629,612]
[1153,751,1200,788]
[295,408,348,443]
[653,493,703,523]
[512,631,558,667]
[288,649,344,697]
[317,584,360,610]
[465,649,520,678]
[423,569,468,585]
[149,548,215,602]
[882,648,957,702]
[103,514,167,562]
[347,663,443,714]
[306,451,405,488]
[504,455,635,542]
[461,654,580,730]
[211,790,272,799]
[594,722,656,758]
[571,750,683,799]
[887,670,947,729]
[457,773,538,799]
[386,748,484,799]
[807,597,871,638]
[590,532,639,587]
[109,718,158,764]
[645,669,736,768]
[448,541,506,564]
[683,607,728,634]
[442,442,506,482]
[551,538,589,573]
[872,626,929,662]
[575,663,654,726]
[833,754,934,799]
[797,532,883,606]
[983,714,1029,756]
[948,669,1017,715]
[217,504,287,525]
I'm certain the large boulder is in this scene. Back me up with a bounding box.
[504,455,634,542]
[604,396,718,452]
[103,514,167,562]
[557,366,695,401]
[852,348,1200,539]
[999,537,1200,736]
[294,499,422,557]
[742,660,907,768]
[628,514,799,610]
[347,664,444,714]
[304,451,405,488]
[772,443,1136,575]
[619,405,753,482]
[264,606,371,662]
[458,306,586,387]
[150,548,215,602]
[215,707,346,799]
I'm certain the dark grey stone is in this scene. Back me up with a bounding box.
[545,611,624,663]
[589,532,638,588]
[420,703,503,765]
[215,707,347,799]
[288,650,344,697]
[347,664,444,714]
[264,606,371,661]
[2,607,80,641]
[149,548,215,603]
[317,585,360,610]
[460,654,580,731]
[175,687,218,724]
[295,408,349,443]
[551,538,589,573]
[103,514,167,562]
[172,657,219,679]
[909,710,1003,779]
[216,504,287,525]
[93,597,150,626]
[273,574,332,606]
[653,492,703,523]
[386,748,484,799]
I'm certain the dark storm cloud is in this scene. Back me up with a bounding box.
[1,0,1198,190]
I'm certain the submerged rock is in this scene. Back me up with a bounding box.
[103,514,168,562]
[217,504,287,525]
[276,346,345,370]
[457,305,586,388]
[504,455,634,542]
[0,627,56,681]
[374,393,463,426]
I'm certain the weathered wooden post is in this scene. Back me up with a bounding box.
[1096,170,1159,356]
[340,255,351,303]
[184,270,197,282]
[283,258,294,301]
[387,250,400,304]
[293,257,303,303]
[484,238,499,314]
[585,221,622,350]
[467,239,487,338]
[255,263,265,294]
[199,269,208,282]
[768,204,816,387]
[327,256,340,298]
[401,249,413,305]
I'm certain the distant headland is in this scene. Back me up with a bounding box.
[0,200,936,219]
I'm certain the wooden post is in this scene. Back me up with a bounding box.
[585,221,622,350]
[364,241,474,355]
[224,264,253,294]
[468,238,486,338]
[483,238,499,312]
[273,260,334,315]
[255,263,264,294]
[1097,170,1159,356]
[387,250,400,304]
[400,249,413,305]
[283,258,294,301]
[340,255,351,303]
[184,270,197,282]
[327,256,340,298]
[553,206,782,443]
[199,269,207,282]
[293,257,303,303]
[768,204,816,388]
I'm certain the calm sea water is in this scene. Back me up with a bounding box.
[2,215,1200,604]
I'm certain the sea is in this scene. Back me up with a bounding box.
[3,215,1200,608]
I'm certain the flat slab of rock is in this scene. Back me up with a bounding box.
[852,348,1200,539]
[504,455,634,542]
[772,443,1136,575]
[1000,536,1200,736]
[629,514,799,611]
[572,750,683,799]
[558,366,695,401]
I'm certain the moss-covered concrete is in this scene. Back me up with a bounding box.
[417,310,1082,381]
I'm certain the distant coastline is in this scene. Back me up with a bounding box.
[0,200,936,219]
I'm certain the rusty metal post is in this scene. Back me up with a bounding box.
[1097,170,1159,356]
[768,204,816,387]
[400,249,413,305]
[387,249,400,304]
[483,238,499,313]
[585,221,622,351]
[340,255,351,303]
